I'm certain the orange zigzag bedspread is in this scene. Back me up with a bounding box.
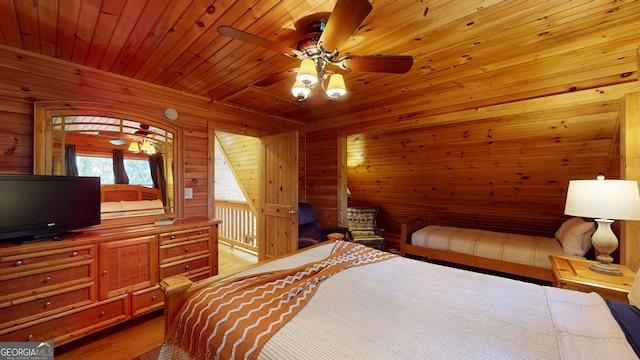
[165,241,396,360]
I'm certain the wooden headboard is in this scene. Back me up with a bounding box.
[100,184,161,202]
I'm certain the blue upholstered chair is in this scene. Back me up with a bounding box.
[298,202,348,249]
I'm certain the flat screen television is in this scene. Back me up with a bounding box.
[0,174,101,243]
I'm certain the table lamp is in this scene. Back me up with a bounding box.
[564,175,640,275]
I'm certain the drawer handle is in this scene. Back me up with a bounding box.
[185,247,190,253]
[100,311,106,317]
[15,260,23,266]
[103,270,108,275]
[44,301,52,308]
[185,265,190,270]
[170,235,175,240]
[151,295,157,301]
[72,251,78,257]
[198,231,203,235]
[27,334,34,341]
[45,276,52,283]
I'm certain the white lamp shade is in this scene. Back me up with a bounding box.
[291,81,310,100]
[326,74,347,98]
[296,59,318,85]
[564,178,640,220]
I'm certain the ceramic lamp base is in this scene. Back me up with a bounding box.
[589,262,623,276]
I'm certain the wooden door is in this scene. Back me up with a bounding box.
[259,131,298,260]
[98,235,158,299]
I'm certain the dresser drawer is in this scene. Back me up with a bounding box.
[159,227,210,245]
[0,245,95,272]
[159,255,210,279]
[0,294,129,345]
[131,286,164,317]
[0,284,93,329]
[160,239,210,264]
[0,261,93,302]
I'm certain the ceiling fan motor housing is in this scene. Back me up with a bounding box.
[297,20,326,57]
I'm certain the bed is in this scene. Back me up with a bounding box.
[400,212,596,282]
[158,241,640,360]
[99,184,165,219]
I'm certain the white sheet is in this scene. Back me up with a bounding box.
[411,225,567,269]
[160,243,637,360]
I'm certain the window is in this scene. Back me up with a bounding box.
[76,155,153,186]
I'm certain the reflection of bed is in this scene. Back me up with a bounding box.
[159,241,638,359]
[100,184,165,219]
[400,212,595,282]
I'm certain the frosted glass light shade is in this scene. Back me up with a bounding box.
[141,140,155,154]
[291,81,310,101]
[296,59,318,85]
[326,74,347,98]
[128,142,140,153]
[564,177,640,220]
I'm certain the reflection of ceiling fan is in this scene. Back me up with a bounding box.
[103,124,160,154]
[218,0,413,101]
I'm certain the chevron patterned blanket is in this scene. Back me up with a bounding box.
[165,241,396,360]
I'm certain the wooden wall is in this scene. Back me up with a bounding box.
[0,45,304,219]
[306,82,640,255]
[215,131,260,213]
[3,42,640,271]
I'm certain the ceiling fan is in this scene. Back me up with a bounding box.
[217,0,413,101]
[99,124,161,154]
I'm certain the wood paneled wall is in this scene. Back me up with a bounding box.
[304,129,342,227]
[215,131,260,213]
[306,82,640,254]
[0,45,304,219]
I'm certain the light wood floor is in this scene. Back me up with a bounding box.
[54,243,257,360]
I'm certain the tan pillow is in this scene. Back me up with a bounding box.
[555,217,596,257]
[628,268,640,307]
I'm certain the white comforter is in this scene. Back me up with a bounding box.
[160,243,637,360]
[411,225,567,268]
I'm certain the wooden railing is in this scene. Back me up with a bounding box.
[216,200,257,253]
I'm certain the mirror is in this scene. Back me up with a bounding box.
[34,102,183,226]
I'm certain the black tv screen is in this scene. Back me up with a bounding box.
[0,174,101,243]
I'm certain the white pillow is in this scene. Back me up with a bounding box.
[101,201,125,219]
[628,268,640,307]
[555,217,596,257]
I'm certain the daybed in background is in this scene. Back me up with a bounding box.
[297,202,347,248]
[158,241,639,359]
[400,211,596,282]
[99,184,165,219]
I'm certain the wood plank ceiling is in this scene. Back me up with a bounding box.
[0,0,638,125]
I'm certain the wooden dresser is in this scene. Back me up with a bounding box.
[0,218,219,346]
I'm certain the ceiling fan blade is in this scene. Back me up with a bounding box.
[109,139,128,146]
[253,70,297,87]
[342,55,414,74]
[319,0,372,52]
[97,131,129,138]
[218,26,300,57]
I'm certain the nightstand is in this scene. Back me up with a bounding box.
[549,255,635,303]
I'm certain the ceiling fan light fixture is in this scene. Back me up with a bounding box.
[296,59,318,85]
[140,140,156,154]
[291,81,311,101]
[326,74,347,99]
[128,141,140,153]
